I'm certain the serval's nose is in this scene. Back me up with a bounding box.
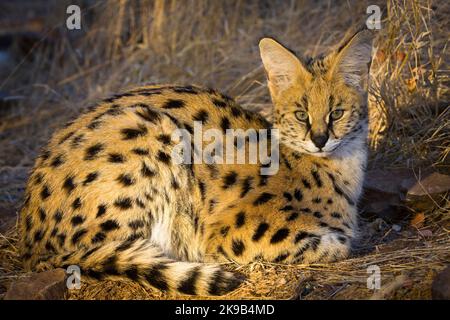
[311,132,329,149]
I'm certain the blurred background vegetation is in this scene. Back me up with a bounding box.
[0,0,448,300]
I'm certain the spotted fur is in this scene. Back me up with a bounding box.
[19,30,372,296]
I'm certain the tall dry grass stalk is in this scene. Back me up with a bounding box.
[0,0,448,171]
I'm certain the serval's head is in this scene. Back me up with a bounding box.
[259,30,373,157]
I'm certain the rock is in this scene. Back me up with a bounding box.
[392,224,401,232]
[432,266,450,300]
[403,172,450,211]
[362,169,449,220]
[4,269,67,300]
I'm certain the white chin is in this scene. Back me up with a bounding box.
[309,151,329,157]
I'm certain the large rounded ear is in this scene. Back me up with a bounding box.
[259,38,311,99]
[328,29,373,91]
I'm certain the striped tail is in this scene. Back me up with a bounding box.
[34,239,244,296]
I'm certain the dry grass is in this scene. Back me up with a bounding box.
[0,0,449,300]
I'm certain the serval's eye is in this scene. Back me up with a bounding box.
[330,109,344,121]
[294,111,309,122]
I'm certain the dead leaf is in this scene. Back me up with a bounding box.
[410,212,425,228]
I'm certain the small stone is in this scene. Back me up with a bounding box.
[392,224,401,232]
[432,266,450,300]
[4,269,67,300]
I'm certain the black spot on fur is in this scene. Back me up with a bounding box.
[173,86,199,94]
[310,236,321,251]
[208,269,243,296]
[156,151,171,164]
[40,185,51,200]
[71,215,85,226]
[135,106,161,123]
[294,231,311,244]
[331,212,342,219]
[252,222,269,241]
[145,263,169,291]
[117,173,135,186]
[313,211,323,218]
[163,99,185,109]
[270,228,290,244]
[59,131,75,144]
[45,241,56,252]
[231,239,245,256]
[100,220,120,232]
[253,192,275,206]
[259,174,269,186]
[313,197,322,203]
[230,106,242,117]
[71,134,85,148]
[40,149,50,161]
[171,177,180,189]
[72,197,82,210]
[280,205,293,211]
[132,148,150,155]
[208,199,217,214]
[121,125,148,140]
[311,169,323,187]
[157,134,172,145]
[96,204,107,218]
[222,171,238,189]
[50,227,58,237]
[286,212,299,221]
[122,265,139,281]
[198,181,206,202]
[283,158,292,170]
[329,226,345,234]
[71,229,87,244]
[54,210,63,223]
[114,197,133,210]
[25,215,32,231]
[283,192,293,201]
[91,232,106,244]
[193,109,209,123]
[103,256,119,275]
[50,154,64,168]
[128,220,145,230]
[220,226,230,237]
[213,98,227,108]
[57,233,66,246]
[83,172,99,185]
[63,176,76,194]
[38,208,46,222]
[87,120,102,130]
[273,252,290,263]
[294,189,303,201]
[141,162,157,178]
[34,229,44,242]
[235,211,246,228]
[301,179,311,189]
[240,176,253,198]
[84,143,104,160]
[108,153,126,163]
[220,117,231,134]
[81,247,100,260]
[178,267,201,295]
[183,123,194,134]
